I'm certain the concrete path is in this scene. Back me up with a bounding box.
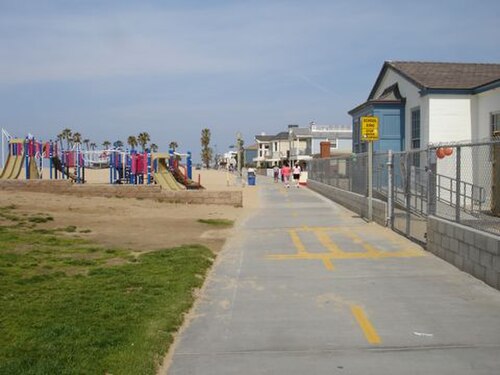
[167,177,500,374]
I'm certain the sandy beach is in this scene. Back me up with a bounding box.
[0,168,260,253]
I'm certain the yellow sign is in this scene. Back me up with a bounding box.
[361,116,379,141]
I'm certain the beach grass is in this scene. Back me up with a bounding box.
[197,218,234,227]
[0,205,215,374]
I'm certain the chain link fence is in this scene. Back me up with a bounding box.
[308,138,500,240]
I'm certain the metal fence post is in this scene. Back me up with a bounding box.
[427,147,437,216]
[386,150,394,227]
[455,146,461,222]
[405,152,411,236]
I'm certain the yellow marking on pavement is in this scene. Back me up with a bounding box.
[315,230,344,256]
[321,257,335,270]
[350,305,381,344]
[341,231,379,256]
[289,229,307,254]
[292,211,298,217]
[266,226,424,271]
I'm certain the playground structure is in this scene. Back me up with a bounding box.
[0,133,43,180]
[0,129,201,190]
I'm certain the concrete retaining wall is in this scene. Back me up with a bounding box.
[427,216,500,290]
[0,180,242,207]
[307,179,387,226]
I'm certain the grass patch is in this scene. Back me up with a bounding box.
[197,218,234,227]
[28,216,54,224]
[0,224,215,374]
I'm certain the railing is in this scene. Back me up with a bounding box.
[307,138,500,237]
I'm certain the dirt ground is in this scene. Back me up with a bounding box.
[0,169,259,253]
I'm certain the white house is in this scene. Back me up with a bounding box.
[349,61,500,210]
[309,123,352,155]
[349,61,500,152]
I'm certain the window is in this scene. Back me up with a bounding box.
[492,112,500,136]
[329,138,338,151]
[411,108,421,149]
[411,108,421,167]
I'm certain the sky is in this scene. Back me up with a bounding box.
[1,0,499,162]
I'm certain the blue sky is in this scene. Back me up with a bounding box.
[1,0,499,161]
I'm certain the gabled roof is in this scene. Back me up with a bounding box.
[348,83,406,115]
[369,61,500,99]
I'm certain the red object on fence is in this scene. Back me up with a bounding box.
[436,148,446,159]
[444,147,453,156]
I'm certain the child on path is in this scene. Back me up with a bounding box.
[281,162,291,188]
[273,165,280,183]
[292,163,301,188]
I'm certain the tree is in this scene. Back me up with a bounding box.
[114,140,124,149]
[56,133,64,150]
[201,128,212,168]
[127,136,138,150]
[137,132,150,151]
[72,132,82,144]
[90,142,96,151]
[150,143,159,152]
[102,140,111,149]
[61,128,72,149]
[83,139,90,151]
[169,141,178,151]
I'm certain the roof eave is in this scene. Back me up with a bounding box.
[348,99,406,116]
[368,62,425,100]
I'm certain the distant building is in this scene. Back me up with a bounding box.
[309,122,352,156]
[349,61,500,153]
[254,123,352,167]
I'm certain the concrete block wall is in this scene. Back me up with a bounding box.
[427,216,500,290]
[0,180,242,207]
[307,179,387,226]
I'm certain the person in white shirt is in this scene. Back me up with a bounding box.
[292,163,301,188]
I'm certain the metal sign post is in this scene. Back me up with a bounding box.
[361,116,379,222]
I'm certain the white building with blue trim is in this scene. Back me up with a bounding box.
[349,61,500,152]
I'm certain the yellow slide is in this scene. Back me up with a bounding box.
[153,158,185,190]
[0,153,13,179]
[0,153,25,179]
[29,157,40,179]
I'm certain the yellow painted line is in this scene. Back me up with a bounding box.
[314,230,344,256]
[266,248,423,261]
[350,305,381,345]
[341,231,379,256]
[321,256,335,271]
[289,230,307,254]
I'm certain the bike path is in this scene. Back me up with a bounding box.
[167,177,500,374]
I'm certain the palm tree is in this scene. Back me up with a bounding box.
[127,136,138,150]
[73,132,82,144]
[201,128,212,168]
[137,132,150,151]
[169,141,178,152]
[61,128,72,149]
[150,143,159,152]
[102,140,111,149]
[56,133,64,150]
[90,142,96,151]
[114,140,124,149]
[83,139,90,151]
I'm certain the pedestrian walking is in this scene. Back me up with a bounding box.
[281,162,291,188]
[273,165,280,183]
[292,163,301,188]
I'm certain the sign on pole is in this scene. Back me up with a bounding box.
[361,116,379,141]
[360,116,379,222]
